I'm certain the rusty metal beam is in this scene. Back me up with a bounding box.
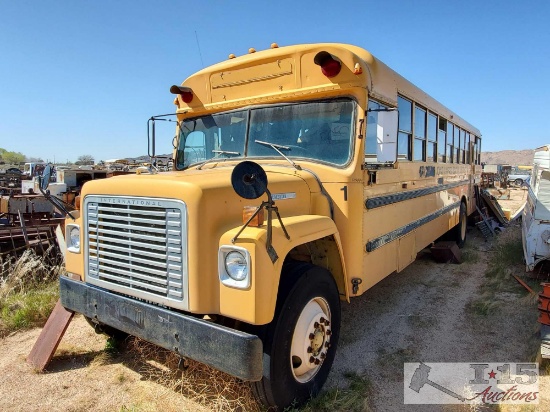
[26,300,74,371]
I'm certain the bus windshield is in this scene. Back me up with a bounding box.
[175,99,355,169]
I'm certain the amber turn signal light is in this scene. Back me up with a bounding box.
[243,206,264,227]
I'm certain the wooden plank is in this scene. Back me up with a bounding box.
[26,300,74,371]
[480,190,508,225]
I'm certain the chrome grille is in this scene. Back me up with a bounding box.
[84,196,188,309]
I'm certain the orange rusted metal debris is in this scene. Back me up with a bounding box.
[27,300,74,371]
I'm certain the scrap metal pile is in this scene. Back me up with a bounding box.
[0,192,65,256]
[1,163,136,256]
[475,183,525,240]
[0,168,23,194]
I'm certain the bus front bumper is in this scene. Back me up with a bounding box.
[59,276,263,381]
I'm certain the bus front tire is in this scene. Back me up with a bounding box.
[454,202,467,248]
[251,265,341,409]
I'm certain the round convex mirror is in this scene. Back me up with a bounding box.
[231,161,268,200]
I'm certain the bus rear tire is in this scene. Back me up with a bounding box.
[251,264,341,409]
[454,202,467,248]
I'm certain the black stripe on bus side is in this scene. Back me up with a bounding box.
[365,180,469,209]
[365,200,461,253]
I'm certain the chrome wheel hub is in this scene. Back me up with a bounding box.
[290,297,331,383]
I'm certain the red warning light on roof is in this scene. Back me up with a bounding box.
[314,51,341,78]
[170,85,193,103]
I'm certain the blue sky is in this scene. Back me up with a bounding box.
[1,0,549,163]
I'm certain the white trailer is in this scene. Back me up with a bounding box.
[523,145,550,271]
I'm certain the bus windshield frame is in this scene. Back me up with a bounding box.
[175,99,356,170]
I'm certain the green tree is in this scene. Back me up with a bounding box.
[2,150,25,165]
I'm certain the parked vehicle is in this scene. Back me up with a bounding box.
[508,171,531,186]
[58,42,482,409]
[523,145,550,270]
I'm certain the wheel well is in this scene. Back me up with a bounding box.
[281,235,346,301]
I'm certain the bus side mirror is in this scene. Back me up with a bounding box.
[40,165,52,191]
[376,111,398,163]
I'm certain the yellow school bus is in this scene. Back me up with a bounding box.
[60,43,481,409]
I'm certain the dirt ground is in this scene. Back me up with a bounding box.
[0,187,545,412]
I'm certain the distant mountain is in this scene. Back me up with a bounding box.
[481,149,534,166]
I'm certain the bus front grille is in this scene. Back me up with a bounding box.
[84,196,188,309]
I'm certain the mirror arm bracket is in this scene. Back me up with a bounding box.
[231,187,290,264]
[38,177,76,221]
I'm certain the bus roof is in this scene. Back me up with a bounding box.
[175,43,480,137]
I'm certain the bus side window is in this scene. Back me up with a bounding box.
[427,113,437,162]
[397,96,412,160]
[438,118,447,162]
[475,136,481,165]
[467,133,471,164]
[454,126,460,163]
[447,123,454,163]
[413,106,427,161]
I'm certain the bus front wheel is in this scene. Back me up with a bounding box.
[251,264,341,409]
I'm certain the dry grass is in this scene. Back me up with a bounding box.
[124,337,262,412]
[0,246,64,336]
[0,246,64,297]
[289,372,372,412]
[466,227,527,317]
[122,337,373,412]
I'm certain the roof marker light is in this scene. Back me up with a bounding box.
[314,51,341,78]
[170,85,193,103]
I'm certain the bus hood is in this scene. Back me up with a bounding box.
[80,163,326,217]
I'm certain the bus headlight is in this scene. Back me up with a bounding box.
[225,251,248,281]
[219,246,251,289]
[66,224,80,253]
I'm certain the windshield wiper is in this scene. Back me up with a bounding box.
[254,140,301,170]
[212,150,241,156]
[196,150,241,170]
